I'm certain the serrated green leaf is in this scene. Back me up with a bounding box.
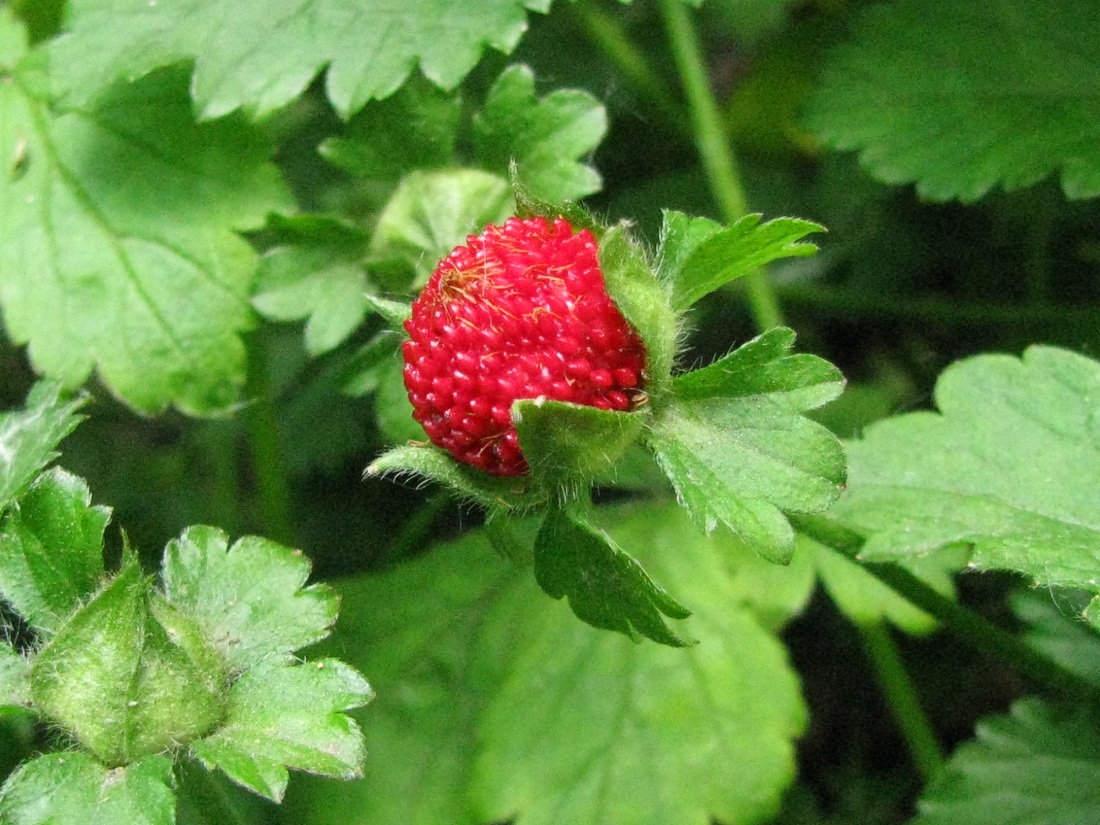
[191,658,372,803]
[805,0,1100,201]
[0,64,291,414]
[0,381,84,513]
[0,752,175,825]
[654,209,722,284]
[369,169,514,288]
[832,345,1100,593]
[674,326,844,408]
[913,698,1100,825]
[161,526,339,671]
[534,505,691,646]
[253,245,369,356]
[514,399,646,493]
[31,559,226,764]
[0,467,109,632]
[286,501,806,825]
[598,224,679,397]
[320,74,460,185]
[650,329,846,563]
[665,213,823,312]
[0,645,29,708]
[46,0,552,119]
[474,64,606,203]
[367,443,549,512]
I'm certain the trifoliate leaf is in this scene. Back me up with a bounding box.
[285,502,806,825]
[253,246,370,356]
[650,328,846,563]
[913,698,1100,825]
[533,504,691,646]
[30,559,226,765]
[47,0,553,119]
[805,0,1100,201]
[661,212,823,312]
[191,658,372,802]
[0,752,175,825]
[161,525,339,671]
[474,64,606,203]
[0,381,84,512]
[514,399,646,493]
[832,346,1100,595]
[0,645,29,708]
[0,61,291,414]
[0,467,109,632]
[369,169,513,287]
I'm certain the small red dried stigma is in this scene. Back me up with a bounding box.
[402,216,647,476]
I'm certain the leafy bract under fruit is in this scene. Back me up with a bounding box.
[402,216,647,476]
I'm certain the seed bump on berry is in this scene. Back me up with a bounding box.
[402,216,647,477]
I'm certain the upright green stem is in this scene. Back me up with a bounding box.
[659,0,783,332]
[568,1,687,135]
[243,345,296,547]
[857,621,944,781]
[794,515,1100,706]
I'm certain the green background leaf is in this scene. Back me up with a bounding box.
[805,0,1100,201]
[913,698,1100,825]
[0,58,291,414]
[284,502,807,825]
[833,346,1100,594]
[47,0,554,118]
[0,752,176,825]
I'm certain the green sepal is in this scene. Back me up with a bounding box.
[508,161,603,236]
[660,212,824,312]
[513,399,646,495]
[534,505,693,647]
[0,467,109,633]
[0,752,176,825]
[191,658,373,803]
[367,443,549,514]
[598,224,679,400]
[30,557,226,765]
[649,329,846,564]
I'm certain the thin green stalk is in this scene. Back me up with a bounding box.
[659,0,783,332]
[794,514,1100,707]
[857,621,944,782]
[568,1,687,136]
[243,346,296,547]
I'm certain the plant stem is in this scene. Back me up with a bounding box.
[659,0,783,332]
[794,514,1100,707]
[568,1,687,136]
[243,344,296,547]
[379,491,452,566]
[857,620,944,781]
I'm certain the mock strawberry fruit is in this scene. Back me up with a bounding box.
[402,216,647,477]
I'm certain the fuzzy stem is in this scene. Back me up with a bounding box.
[857,620,944,781]
[659,0,783,332]
[794,514,1100,706]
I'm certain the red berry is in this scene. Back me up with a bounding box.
[402,216,647,477]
